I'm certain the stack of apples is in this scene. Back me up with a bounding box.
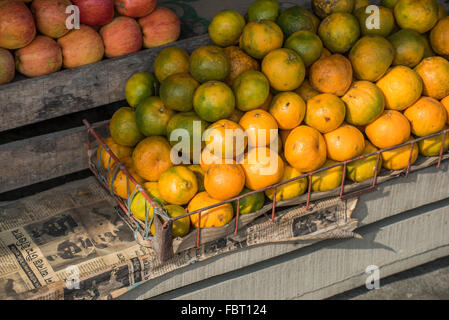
[0,0,180,84]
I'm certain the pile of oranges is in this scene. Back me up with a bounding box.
[99,0,449,239]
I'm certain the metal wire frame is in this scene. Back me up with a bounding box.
[83,119,449,249]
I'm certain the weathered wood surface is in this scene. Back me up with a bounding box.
[150,197,449,300]
[112,160,449,299]
[0,34,211,133]
[0,121,107,194]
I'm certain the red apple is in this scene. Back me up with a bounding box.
[0,0,36,49]
[57,25,104,68]
[100,17,142,58]
[138,7,180,48]
[0,48,14,84]
[15,36,62,77]
[72,0,114,26]
[31,0,72,39]
[114,0,157,18]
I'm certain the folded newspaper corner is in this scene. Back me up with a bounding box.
[0,178,359,300]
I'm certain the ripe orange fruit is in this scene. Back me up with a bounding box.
[143,181,167,206]
[193,80,236,122]
[200,147,229,172]
[188,192,234,228]
[204,119,247,159]
[239,109,279,147]
[346,141,382,182]
[394,0,438,34]
[414,57,449,100]
[97,137,132,170]
[268,92,306,130]
[107,156,145,199]
[430,17,449,56]
[305,93,346,133]
[204,164,246,200]
[109,107,144,147]
[132,136,173,181]
[441,95,449,124]
[239,20,283,59]
[247,0,280,22]
[158,166,198,205]
[223,46,260,86]
[309,54,353,96]
[310,159,344,192]
[324,124,365,162]
[153,47,190,82]
[418,126,449,156]
[284,125,327,172]
[403,97,447,137]
[261,48,305,91]
[240,146,285,190]
[208,9,246,47]
[365,110,411,148]
[381,138,419,170]
[233,70,270,112]
[376,66,423,111]
[265,165,307,201]
[342,81,385,126]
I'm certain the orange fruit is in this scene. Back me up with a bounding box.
[240,146,285,190]
[279,129,291,149]
[204,119,247,159]
[313,0,355,18]
[355,6,395,37]
[284,125,327,172]
[188,192,234,228]
[265,165,307,201]
[414,57,449,100]
[269,92,306,130]
[153,47,190,83]
[342,81,385,126]
[107,156,145,199]
[318,13,360,53]
[208,9,245,47]
[142,181,167,206]
[135,96,174,136]
[200,147,229,172]
[204,163,246,200]
[276,6,319,36]
[346,141,382,182]
[418,125,449,156]
[284,30,323,67]
[394,0,438,34]
[430,17,449,56]
[305,93,346,133]
[324,124,365,161]
[388,29,425,68]
[261,48,306,91]
[309,54,353,96]
[294,79,320,102]
[125,72,158,108]
[96,137,132,170]
[381,138,419,170]
[258,92,273,111]
[109,107,144,147]
[193,80,236,122]
[365,110,411,148]
[223,46,260,86]
[233,70,270,112]
[376,66,423,111]
[159,72,199,112]
[239,109,279,147]
[158,166,198,205]
[132,136,173,181]
[232,187,265,215]
[441,95,449,124]
[310,159,344,192]
[187,164,206,192]
[239,20,283,59]
[247,0,281,22]
[189,45,230,83]
[403,97,447,137]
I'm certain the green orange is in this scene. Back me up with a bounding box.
[233,70,270,111]
[284,30,323,67]
[125,72,158,108]
[135,96,174,136]
[153,47,190,82]
[247,0,281,22]
[388,29,425,68]
[189,45,230,83]
[318,12,360,53]
[159,72,199,112]
[342,81,385,126]
[193,81,236,122]
[232,187,265,215]
[109,107,144,147]
[355,5,395,37]
[276,6,319,37]
[239,20,284,59]
[208,9,245,47]
[312,0,356,18]
[394,0,438,34]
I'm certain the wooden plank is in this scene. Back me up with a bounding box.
[149,198,449,300]
[118,160,449,300]
[0,121,106,194]
[0,34,211,133]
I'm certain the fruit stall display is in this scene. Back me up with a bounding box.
[0,0,180,84]
[81,0,449,260]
